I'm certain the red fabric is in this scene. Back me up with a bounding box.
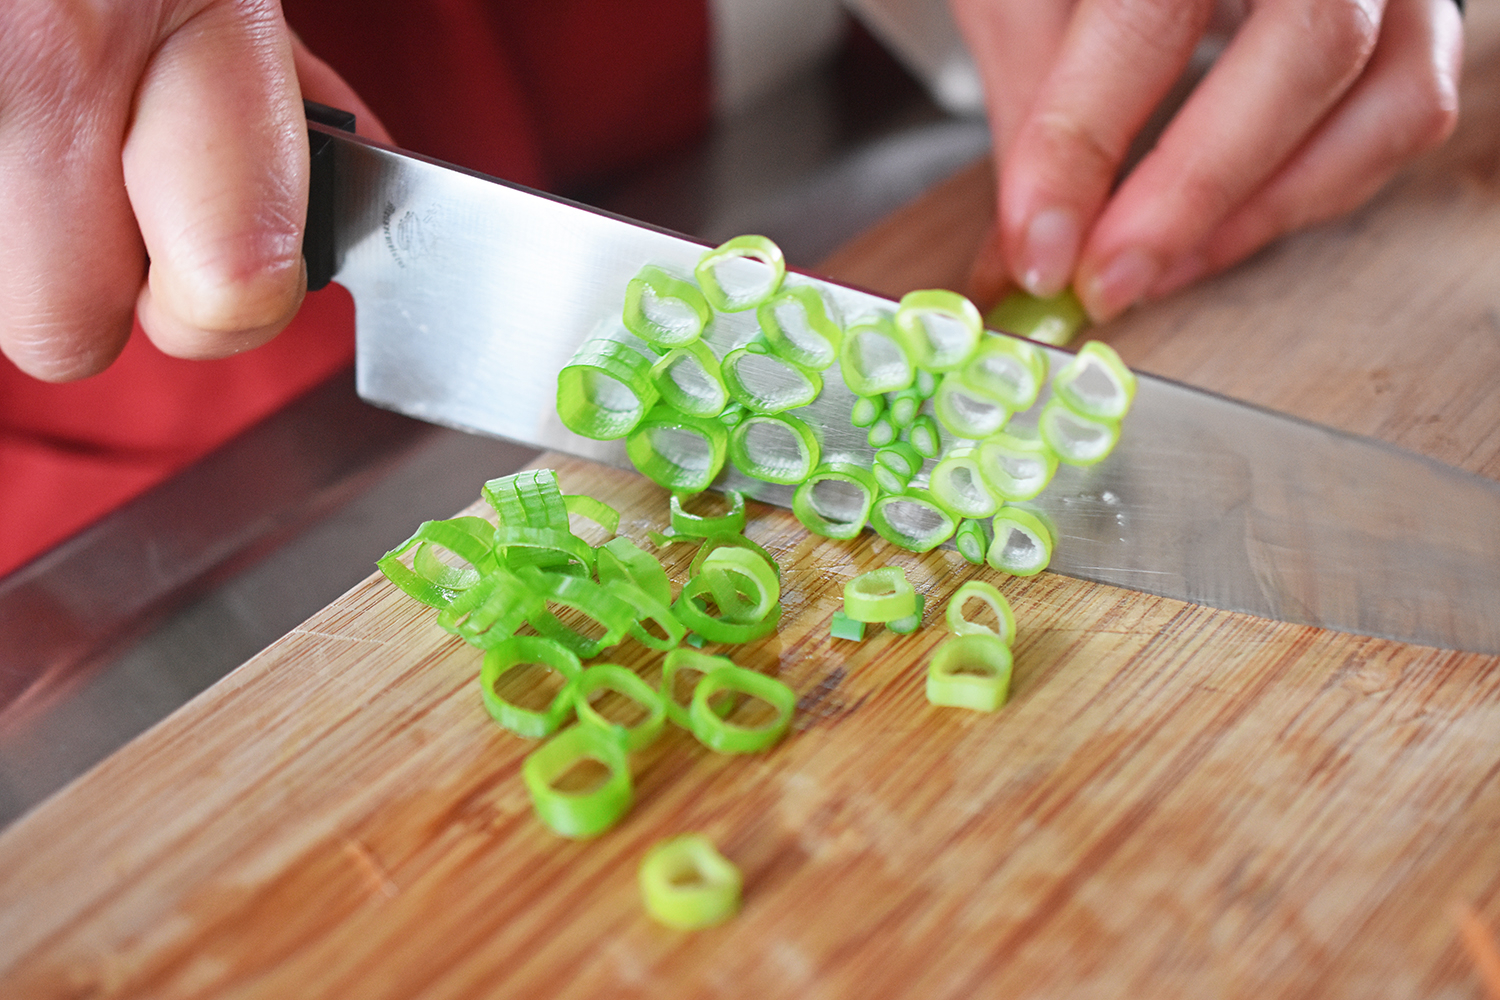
[0,1,710,578]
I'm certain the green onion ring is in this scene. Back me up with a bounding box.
[866,413,899,449]
[493,525,595,575]
[626,405,729,493]
[960,334,1049,412]
[884,591,926,635]
[572,664,667,752]
[722,343,822,414]
[987,506,1054,577]
[377,518,498,608]
[1051,341,1136,421]
[660,648,737,728]
[622,264,712,348]
[791,462,879,540]
[603,578,686,652]
[849,394,885,429]
[907,415,942,458]
[563,494,620,535]
[758,284,842,371]
[870,489,958,552]
[480,635,583,738]
[687,532,782,582]
[843,565,917,623]
[689,665,797,754]
[929,448,1001,519]
[727,412,821,485]
[673,577,782,644]
[522,724,633,838]
[927,633,1013,711]
[839,313,914,396]
[556,338,659,441]
[596,536,673,606]
[953,518,989,565]
[670,489,747,537]
[946,579,1017,645]
[700,545,781,624]
[519,568,636,658]
[638,834,743,929]
[894,289,983,372]
[976,429,1060,502]
[932,374,1012,440]
[695,235,786,312]
[649,340,729,419]
[437,567,539,648]
[1039,398,1120,466]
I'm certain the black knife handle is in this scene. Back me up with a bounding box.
[304,100,356,292]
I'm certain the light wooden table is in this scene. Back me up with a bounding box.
[4,8,1500,998]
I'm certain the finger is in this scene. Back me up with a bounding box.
[1076,0,1391,320]
[995,0,1215,299]
[948,0,1074,306]
[0,6,148,381]
[125,0,308,361]
[1151,0,1462,294]
[289,33,394,144]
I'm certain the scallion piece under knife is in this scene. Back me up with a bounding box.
[894,289,983,372]
[695,235,786,312]
[792,463,879,540]
[987,506,1054,577]
[626,405,729,493]
[727,412,820,485]
[758,283,842,371]
[556,338,659,441]
[870,489,958,552]
[622,264,712,348]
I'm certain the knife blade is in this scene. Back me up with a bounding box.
[307,121,1500,655]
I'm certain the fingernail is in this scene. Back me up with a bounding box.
[1083,249,1161,320]
[1020,207,1080,298]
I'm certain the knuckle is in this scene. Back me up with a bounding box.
[1296,0,1381,84]
[1029,109,1123,191]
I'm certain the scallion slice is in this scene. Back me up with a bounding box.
[987,506,1054,577]
[480,636,583,738]
[563,494,621,536]
[829,610,867,641]
[870,489,958,552]
[377,517,498,609]
[985,288,1088,346]
[894,289,983,372]
[650,340,729,418]
[670,490,747,538]
[791,462,879,540]
[758,284,842,371]
[953,518,989,565]
[695,235,786,312]
[674,576,782,644]
[849,394,884,428]
[873,441,922,495]
[557,338,659,441]
[977,429,1060,501]
[960,335,1049,412]
[661,648,737,728]
[884,592,926,635]
[596,536,673,606]
[929,448,1002,519]
[907,415,942,458]
[438,566,538,648]
[639,834,743,929]
[520,567,636,658]
[727,413,821,485]
[572,664,668,752]
[927,633,1013,711]
[689,665,796,754]
[843,565,917,623]
[623,264,712,348]
[1052,340,1137,421]
[839,314,914,396]
[626,406,729,493]
[722,342,822,414]
[945,579,1016,645]
[933,374,1011,440]
[523,724,633,838]
[1039,398,1120,466]
[603,578,686,651]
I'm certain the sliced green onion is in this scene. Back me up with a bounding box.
[758,284,842,371]
[626,405,729,493]
[674,576,782,644]
[572,664,667,752]
[830,610,866,641]
[843,565,917,623]
[438,566,539,648]
[913,368,939,398]
[1052,340,1137,421]
[523,724,633,838]
[870,489,958,552]
[727,413,820,485]
[596,536,673,607]
[493,524,594,576]
[700,545,781,624]
[977,429,1060,501]
[670,490,747,538]
[378,518,498,609]
[946,579,1017,645]
[687,532,782,581]
[894,289,983,372]
[933,374,1011,439]
[792,462,879,540]
[927,633,1013,712]
[987,506,1054,577]
[929,448,1001,519]
[685,632,707,648]
[960,335,1049,412]
[650,341,729,418]
[875,442,923,481]
[907,415,942,458]
[849,394,885,428]
[1039,398,1120,466]
[480,636,583,738]
[622,264,712,348]
[866,413,899,449]
[485,469,568,528]
[839,314,914,396]
[557,338,659,441]
[953,518,989,565]
[695,235,786,312]
[872,461,911,496]
[888,388,922,428]
[722,342,822,414]
[562,494,620,536]
[985,288,1088,347]
[604,578,686,651]
[718,402,748,427]
[520,568,636,658]
[885,591,926,634]
[690,665,796,754]
[661,648,736,728]
[639,834,743,930]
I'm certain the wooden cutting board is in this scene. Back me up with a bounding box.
[6,10,1500,998]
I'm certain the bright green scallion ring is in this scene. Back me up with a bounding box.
[946,579,1017,645]
[695,235,786,312]
[722,343,822,415]
[626,405,729,493]
[670,489,746,537]
[622,264,712,348]
[673,576,782,644]
[689,665,796,754]
[757,283,842,371]
[639,834,743,929]
[791,462,879,540]
[571,664,667,752]
[1038,398,1120,466]
[894,288,983,372]
[870,489,958,553]
[522,724,633,838]
[843,565,917,623]
[727,412,821,485]
[661,648,737,728]
[987,506,1055,577]
[480,635,583,738]
[839,314,914,396]
[927,632,1013,712]
[929,448,1001,519]
[596,536,673,606]
[649,340,729,418]
[556,338,659,441]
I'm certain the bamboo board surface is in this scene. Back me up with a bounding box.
[6,9,1500,998]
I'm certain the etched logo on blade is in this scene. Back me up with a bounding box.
[382,201,439,269]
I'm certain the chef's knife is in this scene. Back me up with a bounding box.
[305,117,1500,655]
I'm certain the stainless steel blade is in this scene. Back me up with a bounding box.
[322,125,1500,654]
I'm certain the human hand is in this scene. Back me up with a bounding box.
[0,0,389,382]
[951,0,1464,321]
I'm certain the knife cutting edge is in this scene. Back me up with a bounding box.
[303,117,1500,656]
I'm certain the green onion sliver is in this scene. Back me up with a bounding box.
[1039,398,1120,466]
[485,469,569,528]
[520,568,636,658]
[604,578,686,651]
[727,413,820,485]
[674,577,782,644]
[792,462,878,540]
[953,519,989,565]
[494,525,595,576]
[557,338,659,441]
[933,374,1011,440]
[622,264,712,348]
[626,406,729,493]
[984,288,1088,347]
[929,449,1001,519]
[888,389,922,428]
[480,636,583,738]
[946,579,1017,645]
[977,429,1060,501]
[870,489,958,553]
[695,235,786,312]
[849,394,884,429]
[661,648,736,728]
[987,507,1054,577]
[908,415,942,458]
[670,490,747,538]
[572,664,667,752]
[839,314,914,396]
[873,442,923,496]
[597,536,673,606]
[718,403,748,427]
[843,565,917,623]
[722,343,822,414]
[690,665,796,754]
[927,633,1013,712]
[1052,340,1137,421]
[866,413,898,449]
[960,334,1049,412]
[687,532,782,582]
[563,494,620,536]
[914,367,939,398]
[378,517,498,609]
[700,545,781,624]
[438,566,539,648]
[639,834,743,929]
[522,724,633,839]
[894,289,983,372]
[758,284,842,371]
[650,340,729,418]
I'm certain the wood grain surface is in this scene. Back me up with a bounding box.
[6,8,1500,999]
